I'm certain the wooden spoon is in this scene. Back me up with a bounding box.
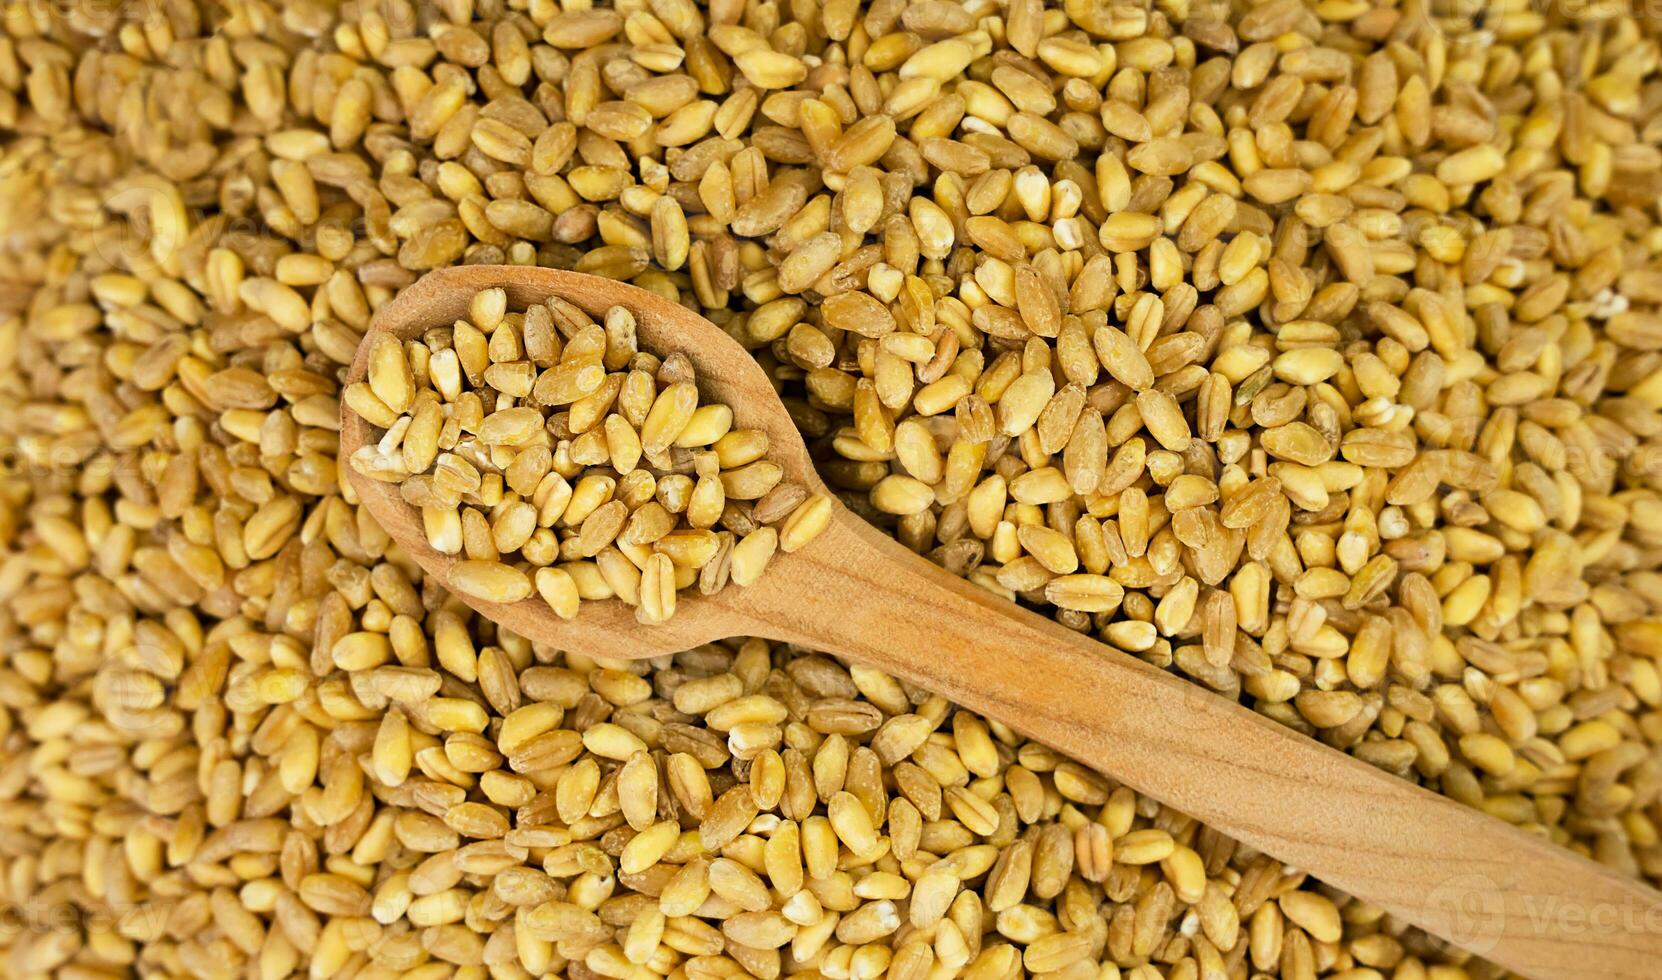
[343,265,1662,980]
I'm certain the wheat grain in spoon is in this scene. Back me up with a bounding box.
[341,265,1662,980]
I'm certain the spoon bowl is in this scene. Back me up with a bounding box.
[342,265,1662,980]
[341,264,836,657]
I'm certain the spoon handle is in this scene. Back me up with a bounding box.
[752,514,1662,980]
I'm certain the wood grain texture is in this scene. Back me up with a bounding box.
[343,266,1662,980]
